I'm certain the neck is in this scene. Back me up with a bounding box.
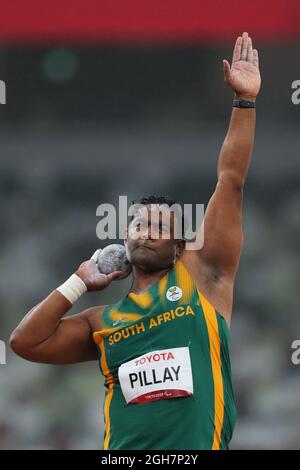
[129,264,173,295]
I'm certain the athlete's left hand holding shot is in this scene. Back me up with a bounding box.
[10,33,261,450]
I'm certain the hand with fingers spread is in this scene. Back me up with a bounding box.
[75,249,124,292]
[223,31,261,100]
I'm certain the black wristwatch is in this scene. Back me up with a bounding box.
[233,99,256,108]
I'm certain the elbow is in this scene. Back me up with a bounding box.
[9,330,29,359]
[218,169,244,191]
[9,330,22,354]
[9,330,45,362]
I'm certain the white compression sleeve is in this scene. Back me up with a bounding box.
[56,273,87,304]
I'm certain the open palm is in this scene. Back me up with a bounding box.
[223,32,261,99]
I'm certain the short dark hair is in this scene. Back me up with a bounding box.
[130,194,187,239]
[132,194,177,208]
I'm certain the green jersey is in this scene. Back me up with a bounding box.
[93,258,236,450]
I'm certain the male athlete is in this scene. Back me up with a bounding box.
[10,32,261,450]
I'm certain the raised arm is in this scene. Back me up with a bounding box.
[182,32,261,323]
[196,32,260,276]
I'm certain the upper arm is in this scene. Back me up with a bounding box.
[194,172,244,280]
[22,307,102,365]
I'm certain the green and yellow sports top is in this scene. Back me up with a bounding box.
[93,258,236,450]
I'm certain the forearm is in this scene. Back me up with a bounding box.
[10,252,121,356]
[10,270,87,350]
[217,97,256,187]
[10,290,72,350]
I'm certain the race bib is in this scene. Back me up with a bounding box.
[118,347,193,405]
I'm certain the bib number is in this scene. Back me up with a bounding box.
[118,347,193,405]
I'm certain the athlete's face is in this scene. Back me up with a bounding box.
[124,205,185,272]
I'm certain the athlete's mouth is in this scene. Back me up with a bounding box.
[136,243,155,252]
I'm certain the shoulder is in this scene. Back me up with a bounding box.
[179,249,219,285]
[80,305,108,332]
[179,250,234,326]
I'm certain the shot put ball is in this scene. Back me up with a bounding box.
[97,244,132,280]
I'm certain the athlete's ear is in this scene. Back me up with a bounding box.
[175,240,185,258]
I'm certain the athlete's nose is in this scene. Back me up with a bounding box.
[137,223,151,240]
[140,229,151,241]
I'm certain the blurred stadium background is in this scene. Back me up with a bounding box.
[0,0,300,449]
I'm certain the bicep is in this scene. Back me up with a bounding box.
[26,310,98,365]
[195,175,244,278]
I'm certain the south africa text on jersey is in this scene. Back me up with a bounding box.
[108,304,195,346]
